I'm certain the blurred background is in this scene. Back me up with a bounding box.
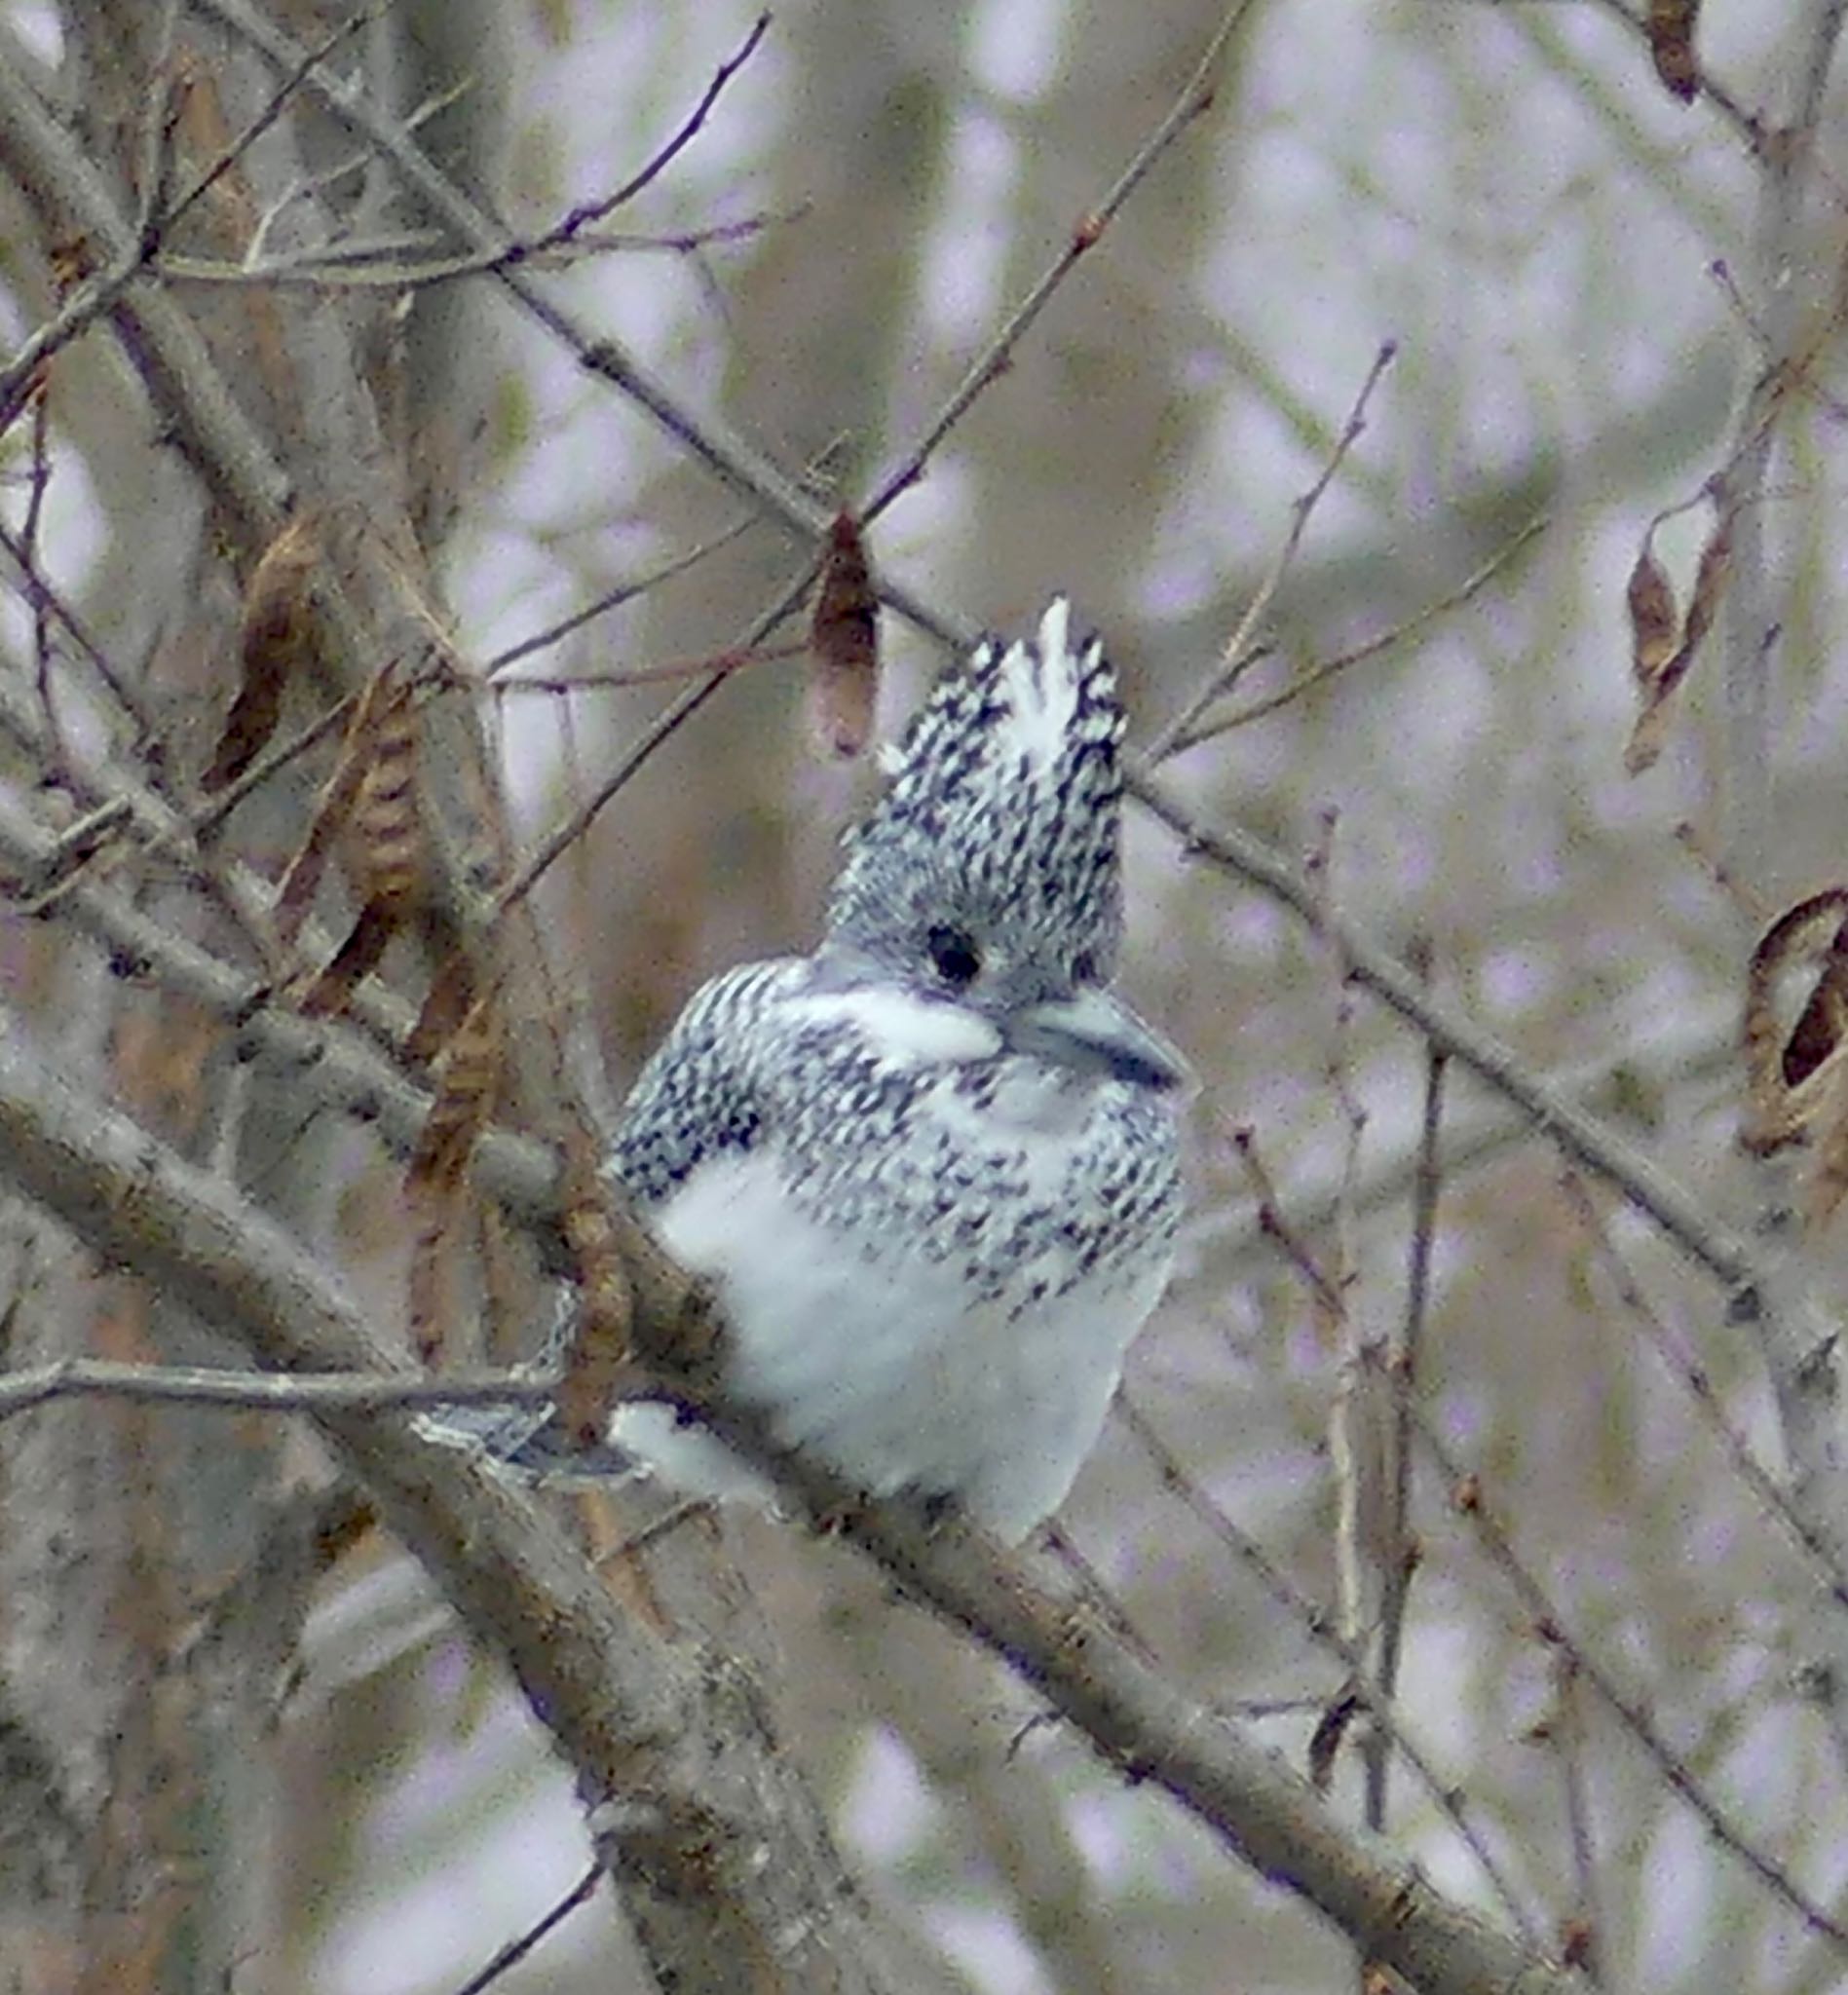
[4,1,1848,1990]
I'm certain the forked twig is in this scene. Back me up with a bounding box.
[1147,339,1398,762]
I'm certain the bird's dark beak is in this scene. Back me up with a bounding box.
[1003,990,1191,1093]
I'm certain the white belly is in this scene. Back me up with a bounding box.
[614,1148,1171,1543]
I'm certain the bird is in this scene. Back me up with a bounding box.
[425,598,1188,1544]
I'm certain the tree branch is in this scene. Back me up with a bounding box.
[0,1020,1580,1995]
[0,1024,900,1995]
[1126,763,1763,1299]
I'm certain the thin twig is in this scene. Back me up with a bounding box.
[486,642,801,697]
[1166,512,1547,753]
[1146,339,1397,762]
[1232,1126,1347,1320]
[1414,1406,1848,1956]
[450,1863,605,1995]
[198,0,1253,685]
[491,558,818,922]
[162,2,384,245]
[1117,1394,1540,1942]
[197,0,837,551]
[0,3,375,431]
[860,0,1259,526]
[0,1357,556,1421]
[1573,0,1766,156]
[551,14,771,240]
[1547,1650,1609,1991]
[1556,1170,1848,1613]
[471,0,1260,872]
[1128,768,1761,1299]
[132,0,188,245]
[0,517,160,735]
[485,520,758,679]
[21,373,65,785]
[154,207,799,290]
[1365,962,1446,1833]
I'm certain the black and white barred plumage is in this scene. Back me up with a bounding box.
[429,599,1187,1543]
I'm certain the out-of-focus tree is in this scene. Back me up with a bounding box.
[2,3,1848,1993]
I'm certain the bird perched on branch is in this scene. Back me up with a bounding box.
[427,599,1188,1543]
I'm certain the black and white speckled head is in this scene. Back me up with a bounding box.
[825,599,1125,1004]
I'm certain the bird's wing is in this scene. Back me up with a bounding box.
[413,960,788,1475]
[605,959,787,1206]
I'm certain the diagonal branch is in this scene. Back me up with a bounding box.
[195,0,1254,663]
[0,1019,1581,1995]
[1127,762,1763,1300]
[0,1025,898,1995]
[0,5,373,434]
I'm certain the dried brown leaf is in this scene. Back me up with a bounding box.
[406,985,505,1362]
[808,510,879,759]
[206,512,321,794]
[275,659,423,977]
[272,754,365,953]
[1678,510,1732,661]
[408,943,481,1067]
[347,673,424,916]
[1741,888,1848,1163]
[1624,511,1731,775]
[1646,0,1701,102]
[412,988,504,1190]
[1626,539,1678,689]
[297,901,396,1020]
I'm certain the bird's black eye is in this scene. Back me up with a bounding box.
[1072,948,1099,985]
[926,925,982,988]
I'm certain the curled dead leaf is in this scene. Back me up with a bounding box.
[406,983,505,1362]
[1626,540,1677,688]
[1624,508,1732,775]
[1742,889,1848,1221]
[1678,511,1731,663]
[206,511,321,794]
[347,670,424,917]
[278,660,426,1009]
[296,903,396,1020]
[809,510,879,759]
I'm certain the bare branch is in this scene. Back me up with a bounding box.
[1147,339,1398,763]
[0,1026,898,1995]
[1166,513,1548,752]
[1573,0,1767,154]
[153,206,801,290]
[452,1864,605,1995]
[1415,1406,1848,1958]
[0,985,1583,1995]
[860,0,1262,525]
[545,12,772,238]
[1127,765,1763,1299]
[0,4,373,433]
[0,1358,555,1420]
[1118,1395,1541,1944]
[1365,965,1447,1834]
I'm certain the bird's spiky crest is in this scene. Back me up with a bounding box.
[827,598,1126,984]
